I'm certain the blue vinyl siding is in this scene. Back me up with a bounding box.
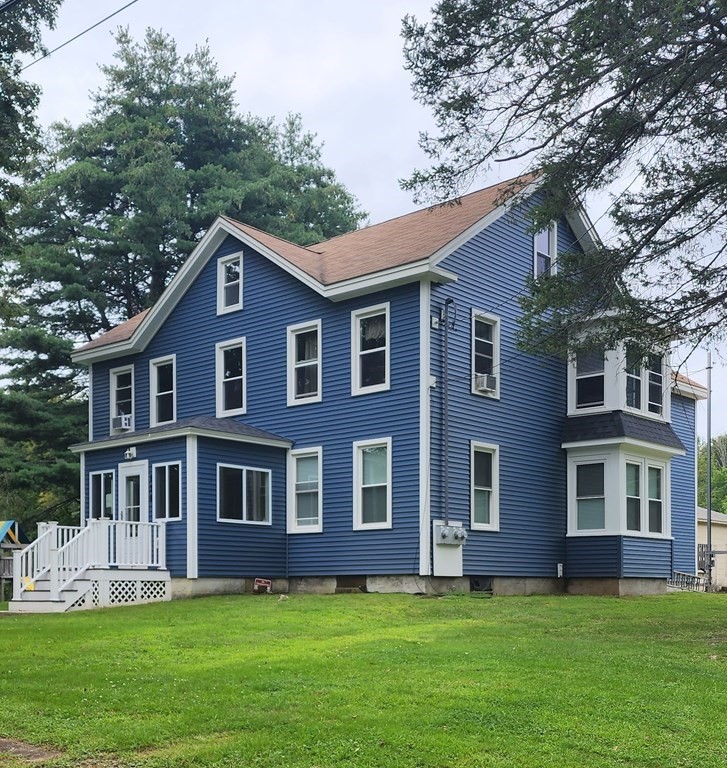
[196,437,287,578]
[566,537,621,578]
[432,204,572,577]
[621,537,672,578]
[671,394,697,572]
[82,437,187,576]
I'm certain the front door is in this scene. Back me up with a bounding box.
[118,461,148,522]
[117,461,149,565]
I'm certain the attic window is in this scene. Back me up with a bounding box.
[217,253,243,314]
[534,224,557,277]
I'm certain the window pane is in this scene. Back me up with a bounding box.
[474,319,492,342]
[474,451,492,489]
[536,252,551,277]
[360,350,386,388]
[627,498,641,531]
[246,470,269,522]
[157,363,173,392]
[224,346,243,378]
[360,313,386,351]
[576,463,604,496]
[219,467,243,520]
[626,375,641,409]
[474,488,490,525]
[648,467,662,500]
[362,486,387,524]
[649,500,663,533]
[102,474,113,518]
[296,492,319,525]
[296,455,319,485]
[576,350,604,375]
[225,260,240,284]
[295,330,318,363]
[625,348,642,375]
[576,376,604,407]
[362,446,387,485]
[91,474,102,519]
[224,379,243,411]
[577,498,605,529]
[157,392,174,423]
[295,364,318,398]
[535,229,551,255]
[154,466,167,519]
[168,465,180,518]
[626,464,640,496]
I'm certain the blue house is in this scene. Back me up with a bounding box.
[10,176,707,611]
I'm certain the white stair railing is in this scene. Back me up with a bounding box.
[14,520,166,602]
[57,527,93,595]
[13,526,54,600]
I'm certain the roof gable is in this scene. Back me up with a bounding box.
[73,174,581,362]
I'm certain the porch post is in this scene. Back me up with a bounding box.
[12,551,21,601]
[47,522,59,601]
[158,523,166,569]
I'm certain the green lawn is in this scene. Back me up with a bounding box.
[1,593,726,767]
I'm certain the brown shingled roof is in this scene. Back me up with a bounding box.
[75,308,150,354]
[74,175,534,356]
[225,175,534,285]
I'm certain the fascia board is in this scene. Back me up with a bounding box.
[561,436,685,457]
[324,262,458,301]
[70,425,292,453]
[565,203,602,253]
[672,380,708,401]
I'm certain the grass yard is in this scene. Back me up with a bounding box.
[0,593,726,767]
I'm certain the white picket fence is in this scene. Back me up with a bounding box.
[13,520,166,602]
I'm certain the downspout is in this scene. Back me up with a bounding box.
[443,298,456,526]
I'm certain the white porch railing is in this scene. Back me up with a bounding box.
[14,520,166,601]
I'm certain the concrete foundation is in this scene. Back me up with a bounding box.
[171,574,669,599]
[492,577,564,596]
[567,578,668,596]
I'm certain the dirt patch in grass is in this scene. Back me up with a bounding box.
[0,739,63,763]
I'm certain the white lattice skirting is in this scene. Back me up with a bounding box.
[69,569,171,611]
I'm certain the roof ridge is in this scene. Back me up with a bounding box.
[220,216,324,255]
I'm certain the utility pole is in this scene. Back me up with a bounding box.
[706,351,713,592]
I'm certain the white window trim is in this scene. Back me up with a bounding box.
[109,365,134,433]
[353,437,392,530]
[470,441,500,531]
[89,469,115,522]
[287,447,323,533]
[216,463,272,526]
[287,319,322,407]
[149,355,176,427]
[623,454,669,537]
[216,252,243,315]
[215,337,247,417]
[567,448,671,538]
[533,223,557,278]
[351,302,390,396]
[622,347,671,422]
[470,310,500,399]
[152,461,182,521]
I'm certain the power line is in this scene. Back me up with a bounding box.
[20,0,141,72]
[0,0,25,14]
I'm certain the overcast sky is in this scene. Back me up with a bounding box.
[23,0,720,435]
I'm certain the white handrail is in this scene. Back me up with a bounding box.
[14,520,166,601]
[13,527,54,600]
[57,527,93,595]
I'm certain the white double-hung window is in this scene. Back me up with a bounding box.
[110,366,134,432]
[352,303,389,395]
[217,253,243,314]
[471,442,499,530]
[287,320,322,405]
[353,437,392,529]
[216,337,246,416]
[150,356,176,426]
[288,448,322,532]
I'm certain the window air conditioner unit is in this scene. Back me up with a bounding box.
[112,414,133,431]
[475,374,497,393]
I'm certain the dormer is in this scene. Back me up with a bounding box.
[568,345,670,422]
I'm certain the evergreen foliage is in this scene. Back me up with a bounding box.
[402,0,727,356]
[0,28,365,523]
